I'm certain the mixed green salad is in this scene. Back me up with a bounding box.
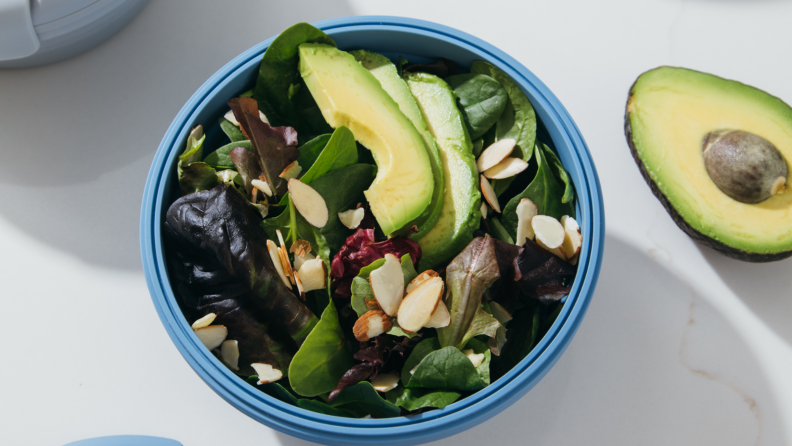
[164,22,582,418]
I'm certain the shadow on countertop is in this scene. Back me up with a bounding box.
[0,0,354,271]
[698,244,792,347]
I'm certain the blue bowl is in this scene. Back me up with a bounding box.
[141,16,604,446]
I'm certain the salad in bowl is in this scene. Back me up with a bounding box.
[163,22,583,419]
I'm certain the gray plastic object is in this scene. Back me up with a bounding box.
[64,435,182,446]
[0,0,148,68]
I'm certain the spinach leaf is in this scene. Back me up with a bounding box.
[471,61,537,196]
[297,399,353,417]
[259,382,299,405]
[310,164,376,251]
[400,337,441,386]
[446,73,508,140]
[386,387,461,411]
[487,218,514,244]
[297,133,332,172]
[219,117,246,142]
[437,237,500,349]
[542,144,575,204]
[501,144,574,237]
[470,61,536,162]
[278,126,358,206]
[204,140,253,170]
[408,346,486,391]
[288,300,354,397]
[252,23,335,135]
[328,382,400,418]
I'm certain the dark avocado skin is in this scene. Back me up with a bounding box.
[624,69,792,263]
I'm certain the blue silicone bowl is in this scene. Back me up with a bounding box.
[141,16,604,446]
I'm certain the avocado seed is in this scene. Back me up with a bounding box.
[702,129,788,203]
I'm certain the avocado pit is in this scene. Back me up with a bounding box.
[702,129,788,203]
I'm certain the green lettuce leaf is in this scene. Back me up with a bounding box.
[437,237,501,348]
[219,116,246,142]
[203,140,253,169]
[328,382,400,418]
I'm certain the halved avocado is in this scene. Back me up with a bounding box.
[626,66,792,262]
[298,43,434,235]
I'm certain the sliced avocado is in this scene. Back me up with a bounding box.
[407,72,481,270]
[626,66,792,262]
[298,43,434,235]
[350,50,445,240]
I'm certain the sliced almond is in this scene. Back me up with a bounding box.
[369,254,405,316]
[489,301,513,324]
[267,240,292,289]
[290,239,312,257]
[220,340,240,371]
[224,109,269,126]
[195,325,227,351]
[279,161,302,181]
[353,310,393,341]
[480,175,501,213]
[288,179,329,228]
[483,157,529,179]
[561,215,582,265]
[296,258,327,292]
[462,349,485,368]
[405,270,439,294]
[338,207,365,230]
[294,251,316,272]
[515,198,538,246]
[477,138,516,172]
[532,215,565,250]
[424,300,450,328]
[293,271,306,299]
[191,313,216,330]
[251,179,273,197]
[397,276,444,333]
[537,236,568,261]
[275,230,294,283]
[370,373,400,393]
[480,202,488,219]
[251,363,282,384]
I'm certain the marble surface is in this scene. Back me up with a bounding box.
[1,0,791,444]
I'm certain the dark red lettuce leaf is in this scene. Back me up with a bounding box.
[329,229,421,298]
[228,97,299,198]
[164,184,318,345]
[488,238,524,312]
[513,239,576,304]
[229,146,263,195]
[328,335,409,402]
[196,298,293,375]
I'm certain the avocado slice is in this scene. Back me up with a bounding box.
[298,43,434,235]
[407,72,481,270]
[350,50,445,240]
[626,66,792,262]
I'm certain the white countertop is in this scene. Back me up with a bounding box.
[2,1,791,444]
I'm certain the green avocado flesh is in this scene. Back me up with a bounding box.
[407,72,481,270]
[351,50,445,240]
[298,43,434,235]
[627,66,792,260]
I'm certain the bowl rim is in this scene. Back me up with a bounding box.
[140,15,604,445]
